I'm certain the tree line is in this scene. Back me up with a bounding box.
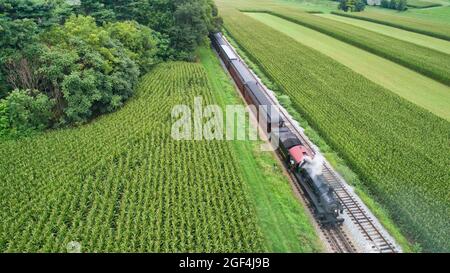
[0,0,222,138]
[338,0,407,12]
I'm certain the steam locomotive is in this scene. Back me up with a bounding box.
[211,32,344,225]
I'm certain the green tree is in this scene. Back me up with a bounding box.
[338,0,365,11]
[41,15,140,124]
[98,0,222,60]
[381,0,390,8]
[396,0,408,11]
[390,0,398,9]
[0,0,73,27]
[106,21,160,72]
[0,89,54,137]
[76,0,115,24]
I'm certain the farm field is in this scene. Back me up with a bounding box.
[406,0,442,8]
[0,58,320,253]
[316,14,450,55]
[219,5,450,252]
[332,9,450,40]
[410,6,450,23]
[245,12,450,121]
[223,0,338,12]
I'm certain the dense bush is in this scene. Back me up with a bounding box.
[381,0,408,11]
[106,21,159,73]
[42,16,142,124]
[338,0,366,12]
[0,89,54,137]
[77,0,222,61]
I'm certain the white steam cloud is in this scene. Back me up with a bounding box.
[303,154,324,178]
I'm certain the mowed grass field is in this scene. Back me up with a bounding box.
[245,12,450,121]
[332,9,450,40]
[365,5,450,25]
[316,14,450,55]
[406,0,442,8]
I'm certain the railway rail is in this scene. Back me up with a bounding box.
[217,33,399,253]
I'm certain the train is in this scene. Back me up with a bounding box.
[211,32,344,225]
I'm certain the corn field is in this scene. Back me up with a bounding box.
[0,62,264,252]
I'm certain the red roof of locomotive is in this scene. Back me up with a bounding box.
[288,145,308,164]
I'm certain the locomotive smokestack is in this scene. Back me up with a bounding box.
[303,154,324,179]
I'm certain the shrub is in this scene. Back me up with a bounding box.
[338,0,366,12]
[106,21,160,73]
[0,89,54,137]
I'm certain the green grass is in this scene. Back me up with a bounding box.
[216,0,338,13]
[332,9,450,40]
[407,0,442,8]
[316,13,450,55]
[245,12,450,121]
[221,8,450,252]
[410,6,450,23]
[198,46,322,252]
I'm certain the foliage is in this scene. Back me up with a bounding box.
[76,0,116,24]
[381,0,408,11]
[76,0,222,61]
[0,63,265,252]
[106,21,159,72]
[338,0,366,12]
[396,0,408,11]
[0,0,222,135]
[222,9,450,252]
[0,0,73,27]
[34,15,139,124]
[0,89,54,137]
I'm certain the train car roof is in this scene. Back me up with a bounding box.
[221,45,238,60]
[278,127,302,149]
[246,82,271,106]
[281,137,302,150]
[213,33,226,45]
[246,82,283,122]
[231,60,254,83]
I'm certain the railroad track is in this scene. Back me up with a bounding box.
[321,225,356,253]
[322,168,398,253]
[288,170,356,253]
[218,34,398,253]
